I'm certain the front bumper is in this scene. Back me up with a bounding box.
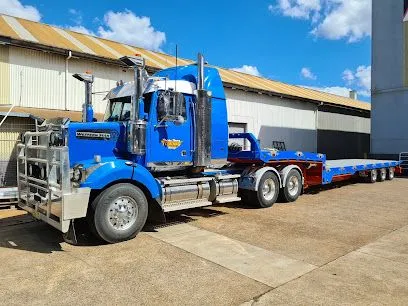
[18,187,90,233]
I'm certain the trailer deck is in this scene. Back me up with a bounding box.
[228,133,400,186]
[323,159,399,184]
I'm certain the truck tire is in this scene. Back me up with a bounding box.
[387,168,395,180]
[378,168,386,182]
[281,169,302,202]
[251,171,280,208]
[367,169,377,183]
[89,183,148,243]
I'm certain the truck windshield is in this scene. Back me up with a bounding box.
[104,97,131,122]
[104,94,153,122]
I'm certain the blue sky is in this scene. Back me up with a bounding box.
[0,0,372,101]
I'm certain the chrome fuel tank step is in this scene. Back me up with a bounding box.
[158,174,241,212]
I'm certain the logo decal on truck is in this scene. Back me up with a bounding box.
[161,139,183,149]
[76,130,118,140]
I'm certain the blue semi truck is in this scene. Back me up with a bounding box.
[17,54,400,243]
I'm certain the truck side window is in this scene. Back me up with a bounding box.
[157,91,186,121]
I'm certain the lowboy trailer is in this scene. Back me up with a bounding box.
[16,54,400,243]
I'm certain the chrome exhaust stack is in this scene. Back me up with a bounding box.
[72,73,94,122]
[194,53,212,167]
[120,55,147,155]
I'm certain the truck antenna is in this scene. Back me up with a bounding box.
[175,44,178,92]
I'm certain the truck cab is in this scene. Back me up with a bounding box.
[17,54,241,243]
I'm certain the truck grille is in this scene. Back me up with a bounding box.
[17,130,71,229]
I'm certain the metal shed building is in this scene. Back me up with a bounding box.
[0,13,371,180]
[371,0,408,159]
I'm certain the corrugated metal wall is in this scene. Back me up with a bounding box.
[226,89,317,152]
[317,110,370,159]
[0,116,36,187]
[0,45,10,105]
[7,46,133,114]
[318,111,370,133]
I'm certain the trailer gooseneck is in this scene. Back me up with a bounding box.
[16,54,400,243]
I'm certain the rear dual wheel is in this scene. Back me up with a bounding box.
[241,172,280,208]
[281,169,302,203]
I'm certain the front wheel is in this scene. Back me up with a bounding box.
[89,183,148,243]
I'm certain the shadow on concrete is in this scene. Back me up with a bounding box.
[304,179,362,195]
[143,208,227,232]
[0,214,64,253]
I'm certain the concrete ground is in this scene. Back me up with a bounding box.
[1,178,408,305]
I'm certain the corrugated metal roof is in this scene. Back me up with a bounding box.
[0,13,370,111]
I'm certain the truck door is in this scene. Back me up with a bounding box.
[147,91,193,166]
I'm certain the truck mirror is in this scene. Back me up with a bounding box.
[157,92,172,121]
[157,91,186,123]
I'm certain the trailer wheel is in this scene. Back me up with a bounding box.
[251,171,280,208]
[387,168,395,180]
[281,169,302,202]
[89,183,148,243]
[378,168,386,182]
[368,169,377,183]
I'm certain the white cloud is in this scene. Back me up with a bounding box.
[271,0,372,42]
[97,10,166,51]
[301,67,317,80]
[69,8,83,26]
[0,0,41,21]
[311,0,371,42]
[301,85,352,98]
[231,65,262,77]
[342,69,355,84]
[342,65,371,97]
[270,0,321,19]
[67,25,95,36]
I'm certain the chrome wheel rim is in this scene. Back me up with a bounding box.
[108,196,138,231]
[381,169,386,179]
[262,178,276,201]
[389,169,394,179]
[372,171,377,180]
[288,175,300,197]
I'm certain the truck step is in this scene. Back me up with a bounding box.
[215,196,241,204]
[162,199,212,212]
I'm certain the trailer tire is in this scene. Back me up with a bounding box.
[368,169,377,183]
[89,183,148,243]
[281,169,302,202]
[387,168,395,180]
[251,171,280,208]
[378,168,386,182]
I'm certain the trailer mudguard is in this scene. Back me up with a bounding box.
[280,165,304,187]
[80,160,161,199]
[239,166,283,191]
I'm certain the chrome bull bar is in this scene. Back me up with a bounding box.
[17,130,90,233]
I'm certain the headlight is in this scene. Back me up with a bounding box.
[71,165,83,182]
